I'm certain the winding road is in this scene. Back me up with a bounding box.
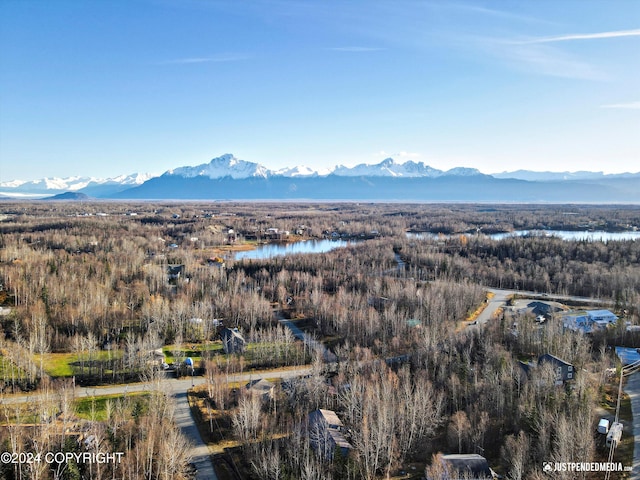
[1,367,312,480]
[1,288,617,479]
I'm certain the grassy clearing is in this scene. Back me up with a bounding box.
[33,352,77,377]
[33,350,124,378]
[0,402,41,424]
[163,342,223,364]
[1,391,151,423]
[75,391,150,421]
[166,341,310,371]
[0,353,27,380]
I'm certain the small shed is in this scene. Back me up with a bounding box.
[439,454,494,479]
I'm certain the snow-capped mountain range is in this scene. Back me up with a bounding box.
[1,154,483,196]
[162,154,482,180]
[0,173,153,197]
[1,153,639,201]
[167,154,272,179]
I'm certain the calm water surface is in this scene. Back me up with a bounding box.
[235,239,352,260]
[237,231,639,261]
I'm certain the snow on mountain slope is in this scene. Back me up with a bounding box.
[0,173,154,194]
[275,165,319,177]
[109,173,155,185]
[163,155,478,179]
[6,152,637,199]
[166,153,270,179]
[443,167,483,176]
[331,158,445,177]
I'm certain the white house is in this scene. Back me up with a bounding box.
[586,310,618,328]
[563,314,593,334]
[563,309,618,333]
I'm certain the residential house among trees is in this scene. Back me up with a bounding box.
[220,327,246,354]
[563,309,618,333]
[246,378,275,401]
[586,309,618,327]
[563,313,593,333]
[308,409,353,460]
[167,264,185,280]
[427,453,495,479]
[538,353,575,385]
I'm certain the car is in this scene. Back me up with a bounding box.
[597,418,610,434]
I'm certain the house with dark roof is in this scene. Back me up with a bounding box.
[526,301,558,317]
[428,454,495,479]
[167,264,185,280]
[538,353,575,385]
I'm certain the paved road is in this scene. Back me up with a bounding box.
[171,387,218,480]
[617,347,640,478]
[473,289,511,326]
[1,366,312,479]
[469,288,612,329]
[626,372,640,477]
[2,289,611,478]
[491,288,613,305]
[0,367,313,406]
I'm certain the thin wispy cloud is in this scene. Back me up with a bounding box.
[471,35,608,81]
[508,44,606,80]
[601,101,640,110]
[159,53,250,65]
[516,28,640,44]
[446,3,554,26]
[329,46,384,52]
[491,28,640,79]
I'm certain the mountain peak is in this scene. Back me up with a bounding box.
[6,153,638,200]
[275,165,318,177]
[167,154,269,179]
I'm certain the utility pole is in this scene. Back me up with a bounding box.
[604,357,640,480]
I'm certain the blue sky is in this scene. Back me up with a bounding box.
[1,0,638,181]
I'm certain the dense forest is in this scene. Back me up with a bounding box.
[0,202,638,480]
